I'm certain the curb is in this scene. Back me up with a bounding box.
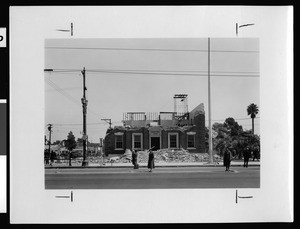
[45,164,260,169]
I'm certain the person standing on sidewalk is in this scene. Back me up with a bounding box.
[147,149,155,172]
[243,147,251,168]
[132,149,139,169]
[69,151,73,166]
[223,147,233,171]
[44,149,50,165]
[135,150,139,169]
[253,146,260,161]
[131,149,136,167]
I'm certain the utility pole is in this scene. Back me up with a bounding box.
[81,67,89,166]
[208,37,213,164]
[71,22,73,36]
[101,119,112,129]
[47,124,52,156]
[44,67,89,166]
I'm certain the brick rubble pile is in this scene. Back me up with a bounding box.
[96,149,213,164]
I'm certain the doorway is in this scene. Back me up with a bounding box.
[150,137,160,151]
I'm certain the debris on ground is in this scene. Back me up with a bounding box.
[108,149,216,163]
[54,149,221,165]
[119,149,133,163]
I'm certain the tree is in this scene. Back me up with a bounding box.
[76,137,90,146]
[212,118,259,158]
[212,122,228,138]
[65,131,77,166]
[212,122,230,156]
[247,103,259,134]
[77,137,83,145]
[53,140,61,145]
[224,117,243,137]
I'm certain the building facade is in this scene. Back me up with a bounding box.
[103,97,206,155]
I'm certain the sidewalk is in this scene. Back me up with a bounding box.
[45,160,260,169]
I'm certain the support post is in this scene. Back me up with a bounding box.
[47,124,52,165]
[82,67,88,166]
[208,37,213,163]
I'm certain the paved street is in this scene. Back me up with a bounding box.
[45,166,260,189]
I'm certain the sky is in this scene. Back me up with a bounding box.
[44,38,260,143]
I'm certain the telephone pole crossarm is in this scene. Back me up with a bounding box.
[101,119,112,129]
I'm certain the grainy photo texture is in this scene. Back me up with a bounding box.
[44,38,260,189]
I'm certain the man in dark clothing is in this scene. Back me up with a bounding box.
[243,147,251,168]
[69,151,73,166]
[223,148,233,171]
[132,150,139,169]
[147,149,155,172]
[253,146,260,161]
[132,150,136,167]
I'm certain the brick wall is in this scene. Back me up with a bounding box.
[125,131,132,150]
[192,113,206,153]
[104,113,206,155]
[104,129,126,155]
[143,128,150,150]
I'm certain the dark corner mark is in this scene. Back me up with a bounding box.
[235,189,253,204]
[55,191,74,202]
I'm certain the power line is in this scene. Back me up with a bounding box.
[45,46,259,53]
[242,123,260,126]
[46,86,81,92]
[50,121,123,127]
[46,68,260,74]
[45,76,106,119]
[88,70,259,77]
[45,69,81,73]
[52,122,109,126]
[46,69,259,78]
[45,77,81,106]
[235,117,260,121]
[51,118,258,127]
[205,117,260,122]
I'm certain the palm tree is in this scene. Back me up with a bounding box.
[247,103,259,134]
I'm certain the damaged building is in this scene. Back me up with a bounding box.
[103,94,206,155]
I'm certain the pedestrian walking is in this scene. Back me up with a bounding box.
[147,148,155,172]
[131,149,136,167]
[69,151,72,166]
[132,149,139,169]
[223,147,233,171]
[243,147,251,168]
[253,146,260,161]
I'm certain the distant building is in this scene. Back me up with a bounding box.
[103,95,206,154]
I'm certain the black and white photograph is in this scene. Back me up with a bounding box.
[9,6,293,223]
[44,37,260,189]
